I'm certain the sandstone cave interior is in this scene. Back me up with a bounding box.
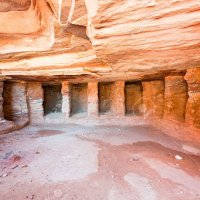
[0,1,200,200]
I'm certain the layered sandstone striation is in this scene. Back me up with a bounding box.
[85,0,200,78]
[0,0,200,140]
[0,0,200,81]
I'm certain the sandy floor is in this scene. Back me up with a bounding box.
[0,124,200,200]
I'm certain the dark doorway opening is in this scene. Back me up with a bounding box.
[70,83,88,116]
[98,82,114,114]
[125,82,143,116]
[43,84,62,115]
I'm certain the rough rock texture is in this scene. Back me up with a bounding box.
[0,0,200,137]
[142,80,164,119]
[0,0,199,82]
[0,81,17,134]
[3,82,28,121]
[164,76,188,122]
[0,0,54,55]
[62,81,71,118]
[46,0,71,24]
[184,68,200,128]
[0,119,15,135]
[0,0,31,12]
[125,83,143,116]
[70,83,88,116]
[43,85,62,114]
[27,82,44,124]
[68,0,87,26]
[98,82,115,115]
[87,82,98,117]
[85,0,200,78]
[0,82,4,119]
[112,81,125,116]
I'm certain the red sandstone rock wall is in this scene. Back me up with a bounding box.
[61,82,71,118]
[85,0,200,79]
[70,83,88,116]
[0,0,200,82]
[27,82,44,124]
[0,82,4,119]
[185,68,200,129]
[3,82,28,122]
[164,76,188,122]
[112,81,125,117]
[1,69,200,132]
[98,82,115,114]
[142,80,164,119]
[87,82,98,117]
[125,83,143,116]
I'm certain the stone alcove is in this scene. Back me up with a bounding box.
[70,83,88,117]
[43,84,62,116]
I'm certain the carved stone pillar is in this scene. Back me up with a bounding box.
[87,82,98,117]
[27,82,44,124]
[0,81,4,119]
[62,81,71,118]
[112,81,125,116]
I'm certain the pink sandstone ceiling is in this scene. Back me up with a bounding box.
[0,0,200,81]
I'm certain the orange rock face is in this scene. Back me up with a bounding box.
[87,82,98,117]
[27,82,44,124]
[0,0,199,81]
[3,82,28,121]
[85,0,200,78]
[142,80,164,119]
[185,68,200,128]
[0,82,4,119]
[0,0,200,137]
[0,0,31,12]
[164,76,188,122]
[125,83,143,116]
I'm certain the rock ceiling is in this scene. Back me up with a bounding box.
[0,0,200,82]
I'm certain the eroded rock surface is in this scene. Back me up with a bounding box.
[0,82,4,119]
[85,0,200,78]
[27,82,44,124]
[142,80,164,119]
[185,68,200,128]
[164,76,188,122]
[0,0,199,81]
[0,1,200,136]
[3,82,28,122]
